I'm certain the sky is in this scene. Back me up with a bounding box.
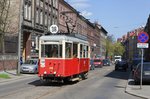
[65,0,150,40]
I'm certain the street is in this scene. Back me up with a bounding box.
[0,65,141,99]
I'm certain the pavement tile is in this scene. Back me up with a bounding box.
[125,75,150,99]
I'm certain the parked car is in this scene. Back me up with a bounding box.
[133,62,150,84]
[93,58,103,68]
[131,58,142,74]
[115,60,128,71]
[20,59,39,74]
[90,59,95,70]
[103,59,111,66]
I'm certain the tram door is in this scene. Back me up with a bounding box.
[79,44,89,72]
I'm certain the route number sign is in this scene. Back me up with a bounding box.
[49,25,58,34]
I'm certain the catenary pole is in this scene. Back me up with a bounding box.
[140,48,144,89]
[17,0,23,75]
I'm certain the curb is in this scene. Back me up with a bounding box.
[125,88,149,99]
[125,79,149,99]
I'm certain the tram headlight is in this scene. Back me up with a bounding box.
[40,58,45,68]
[54,71,56,74]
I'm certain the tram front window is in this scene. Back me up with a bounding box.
[41,44,62,58]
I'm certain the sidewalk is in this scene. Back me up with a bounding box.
[125,73,150,99]
[0,70,36,84]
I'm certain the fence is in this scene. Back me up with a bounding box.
[0,35,18,70]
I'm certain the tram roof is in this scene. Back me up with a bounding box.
[40,35,89,44]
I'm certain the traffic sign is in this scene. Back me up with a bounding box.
[49,25,58,34]
[138,32,149,43]
[137,43,149,48]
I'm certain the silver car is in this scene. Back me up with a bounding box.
[20,59,38,74]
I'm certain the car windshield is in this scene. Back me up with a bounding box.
[94,59,101,62]
[24,60,37,65]
[117,61,126,64]
[143,64,150,71]
[103,59,110,63]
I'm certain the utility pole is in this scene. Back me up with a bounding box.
[17,0,23,75]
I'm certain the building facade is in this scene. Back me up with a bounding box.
[144,15,150,61]
[0,0,108,70]
[122,27,144,62]
[58,0,107,58]
[22,0,58,61]
[0,0,59,70]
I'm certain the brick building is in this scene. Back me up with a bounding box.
[0,0,108,70]
[144,15,150,61]
[122,27,144,62]
[58,0,108,58]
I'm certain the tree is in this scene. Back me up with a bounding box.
[0,0,11,54]
[113,42,125,56]
[105,34,115,59]
[105,34,125,60]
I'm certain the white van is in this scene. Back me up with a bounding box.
[114,56,122,62]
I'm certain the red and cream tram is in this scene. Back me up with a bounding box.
[38,34,90,82]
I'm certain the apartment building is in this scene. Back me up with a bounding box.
[0,0,58,70]
[144,15,150,61]
[123,27,144,62]
[0,0,108,70]
[22,0,58,61]
[59,0,108,58]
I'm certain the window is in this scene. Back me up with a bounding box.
[24,1,31,20]
[73,43,78,58]
[40,10,43,24]
[80,44,83,58]
[41,44,62,58]
[65,43,72,58]
[24,3,28,19]
[36,0,39,6]
[35,36,39,50]
[40,0,43,8]
[36,9,39,23]
[45,3,48,10]
[49,0,51,5]
[83,45,86,58]
[52,0,55,7]
[56,0,58,9]
[48,14,51,26]
[28,4,31,20]
[49,5,51,12]
[45,13,47,26]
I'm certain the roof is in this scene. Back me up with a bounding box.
[40,35,89,44]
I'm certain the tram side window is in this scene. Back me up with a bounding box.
[83,45,86,58]
[86,46,89,58]
[73,43,78,58]
[80,44,83,58]
[65,43,72,58]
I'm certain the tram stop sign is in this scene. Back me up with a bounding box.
[137,32,149,48]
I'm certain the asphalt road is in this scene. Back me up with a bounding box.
[0,65,142,99]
